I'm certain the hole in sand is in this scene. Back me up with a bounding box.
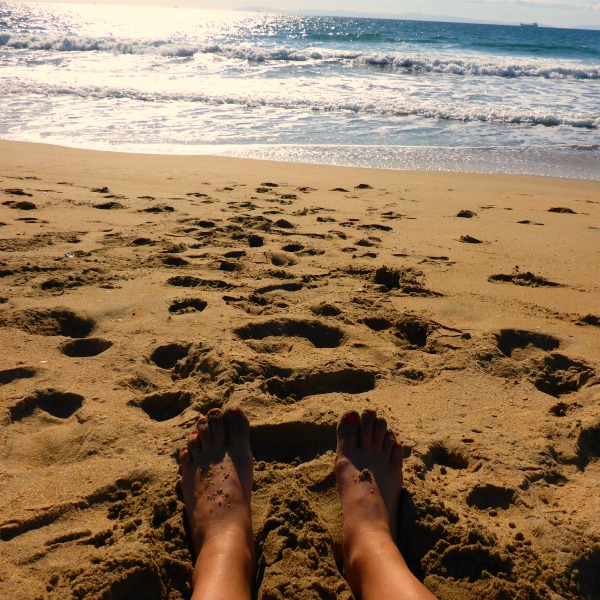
[488,272,562,287]
[0,366,36,385]
[282,243,304,253]
[577,422,600,469]
[363,317,393,331]
[466,483,516,510]
[235,318,344,349]
[496,329,560,358]
[255,281,304,294]
[0,308,94,338]
[394,316,435,348]
[169,299,207,314]
[251,421,336,463]
[310,303,341,317]
[150,343,191,370]
[530,353,595,398]
[570,545,600,597]
[436,544,513,582]
[263,366,375,400]
[131,391,192,421]
[167,276,235,290]
[60,338,113,358]
[162,256,189,267]
[10,389,84,421]
[424,442,469,470]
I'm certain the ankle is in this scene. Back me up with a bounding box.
[192,532,254,600]
[344,529,408,588]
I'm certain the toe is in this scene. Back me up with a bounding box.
[391,442,404,470]
[179,445,191,466]
[383,429,396,458]
[373,417,387,449]
[337,411,360,452]
[224,407,250,449]
[197,415,211,450]
[360,409,377,448]
[187,428,203,462]
[208,408,225,448]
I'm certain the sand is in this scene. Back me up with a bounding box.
[0,140,599,599]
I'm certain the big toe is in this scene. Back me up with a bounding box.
[337,411,360,453]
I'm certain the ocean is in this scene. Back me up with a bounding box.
[1,2,599,180]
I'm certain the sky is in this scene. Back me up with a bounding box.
[188,0,600,28]
[25,0,600,28]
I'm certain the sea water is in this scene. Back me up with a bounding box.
[1,2,599,179]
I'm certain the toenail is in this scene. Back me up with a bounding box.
[230,408,242,416]
[198,417,208,424]
[208,408,220,416]
[191,430,197,435]
[343,413,359,425]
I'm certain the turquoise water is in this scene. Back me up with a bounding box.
[1,2,599,179]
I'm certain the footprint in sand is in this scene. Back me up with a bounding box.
[262,364,376,401]
[9,389,84,423]
[466,483,517,510]
[168,298,207,314]
[495,329,560,360]
[128,390,193,422]
[529,353,597,398]
[0,366,37,385]
[0,308,95,338]
[459,235,484,244]
[548,207,577,214]
[167,275,236,290]
[60,338,113,358]
[234,317,345,349]
[94,201,123,210]
[488,271,562,288]
[251,420,336,463]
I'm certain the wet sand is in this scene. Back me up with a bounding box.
[1,140,599,599]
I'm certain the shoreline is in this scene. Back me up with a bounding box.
[2,138,599,182]
[1,138,599,599]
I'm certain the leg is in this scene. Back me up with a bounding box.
[179,407,254,600]
[335,410,437,600]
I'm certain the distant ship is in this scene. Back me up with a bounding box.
[520,22,538,27]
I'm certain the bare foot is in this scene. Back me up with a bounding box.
[179,407,254,600]
[336,410,435,600]
[335,409,403,549]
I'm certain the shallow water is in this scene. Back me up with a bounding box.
[1,2,599,179]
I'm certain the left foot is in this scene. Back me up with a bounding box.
[179,407,254,598]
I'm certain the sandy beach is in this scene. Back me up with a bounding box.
[1,140,599,599]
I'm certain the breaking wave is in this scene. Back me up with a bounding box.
[2,33,599,80]
[2,79,597,129]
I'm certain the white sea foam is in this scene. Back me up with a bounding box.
[1,4,599,179]
[2,33,599,80]
[2,78,597,130]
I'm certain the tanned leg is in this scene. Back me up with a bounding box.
[179,407,254,600]
[335,410,437,600]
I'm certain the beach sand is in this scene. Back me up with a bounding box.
[1,140,599,599]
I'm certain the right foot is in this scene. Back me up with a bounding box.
[179,407,254,599]
[335,409,404,591]
[336,412,436,600]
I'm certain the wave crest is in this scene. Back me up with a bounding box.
[2,33,599,80]
[2,79,597,129]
